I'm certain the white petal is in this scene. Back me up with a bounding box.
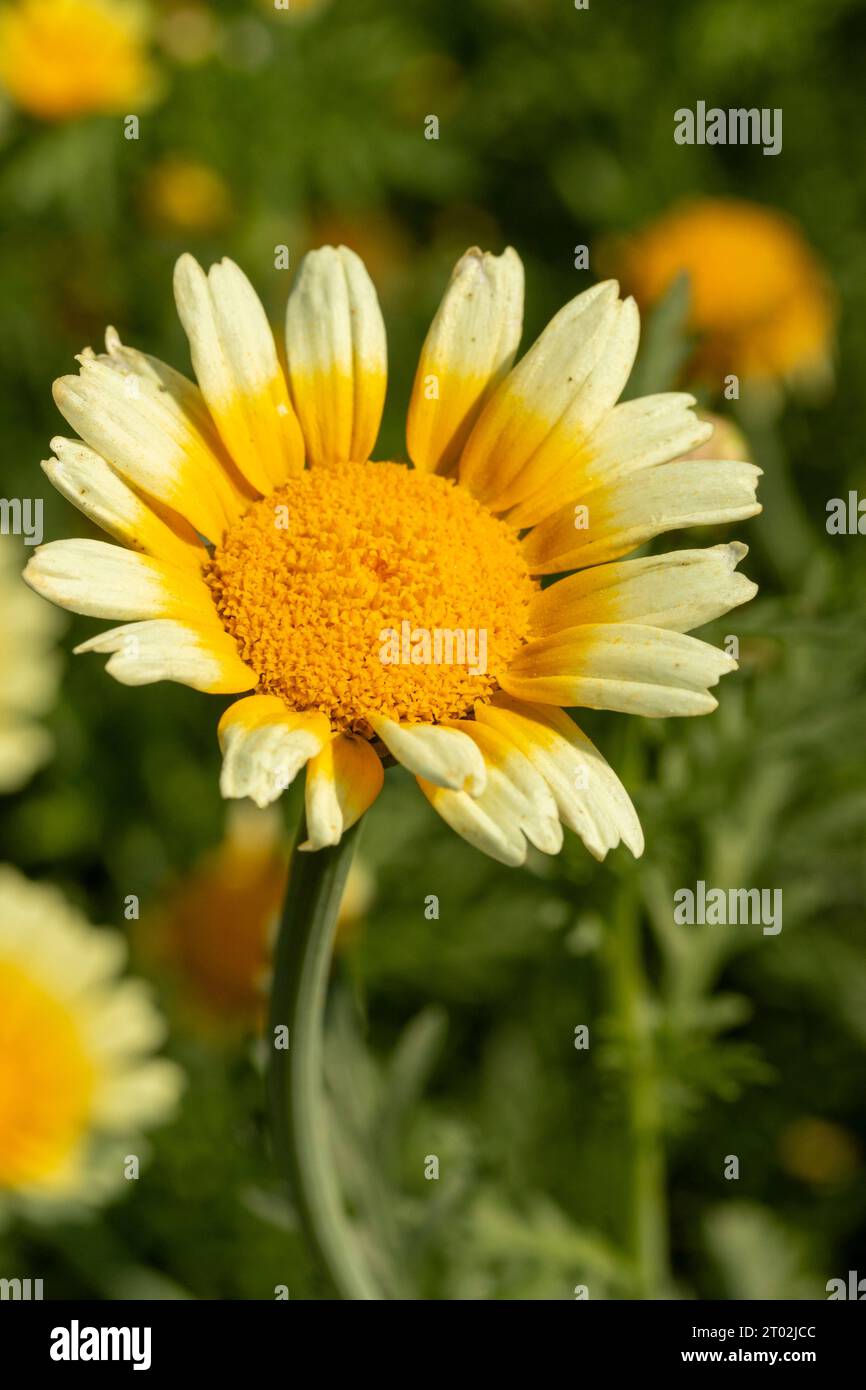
[218,695,330,808]
[459,283,639,516]
[42,437,205,570]
[407,245,524,475]
[98,327,233,463]
[370,716,486,794]
[477,697,644,860]
[575,392,713,486]
[506,390,712,528]
[53,355,242,542]
[24,539,215,623]
[417,711,570,866]
[523,459,762,574]
[529,543,757,635]
[174,253,304,492]
[502,623,737,717]
[285,244,387,465]
[417,778,528,867]
[447,718,563,854]
[74,619,256,694]
[302,733,384,850]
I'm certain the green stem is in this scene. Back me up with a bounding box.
[608,888,670,1299]
[736,393,818,591]
[267,815,381,1300]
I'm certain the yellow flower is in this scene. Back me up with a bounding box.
[144,157,232,234]
[620,198,835,388]
[26,247,761,866]
[0,0,158,121]
[0,866,182,1212]
[144,804,373,1033]
[0,540,61,792]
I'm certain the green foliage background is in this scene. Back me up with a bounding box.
[1,0,865,1299]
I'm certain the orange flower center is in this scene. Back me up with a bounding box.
[206,461,535,732]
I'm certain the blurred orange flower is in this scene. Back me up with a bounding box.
[619,198,835,391]
[145,805,373,1034]
[0,0,159,121]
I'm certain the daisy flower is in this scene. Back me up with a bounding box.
[0,539,61,793]
[620,198,835,390]
[25,245,760,867]
[0,0,158,122]
[0,865,182,1215]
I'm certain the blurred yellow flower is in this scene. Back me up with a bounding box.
[0,866,182,1212]
[0,541,61,792]
[144,157,232,234]
[0,0,158,121]
[145,805,373,1033]
[620,199,835,389]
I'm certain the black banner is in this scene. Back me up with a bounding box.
[0,1299,862,1375]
